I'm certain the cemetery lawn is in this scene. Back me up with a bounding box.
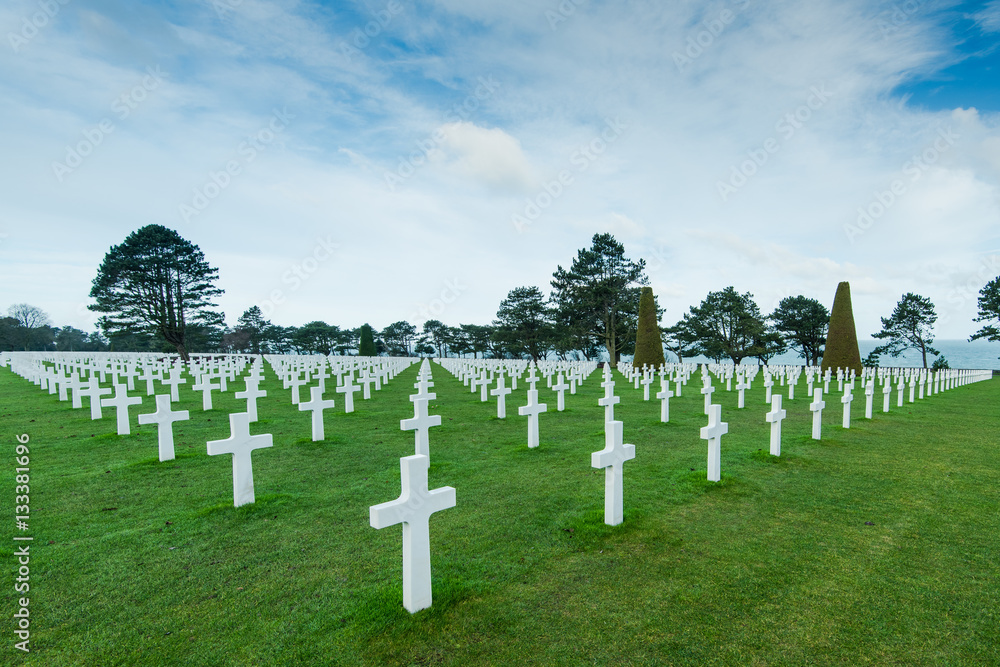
[2,364,999,666]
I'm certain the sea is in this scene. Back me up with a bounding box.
[674,339,1000,371]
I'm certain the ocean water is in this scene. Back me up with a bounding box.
[674,339,1000,370]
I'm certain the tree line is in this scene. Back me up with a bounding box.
[5,225,999,370]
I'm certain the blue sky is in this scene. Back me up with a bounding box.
[1,0,998,343]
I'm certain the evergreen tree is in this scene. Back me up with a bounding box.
[821,282,863,375]
[88,225,224,361]
[871,292,940,368]
[632,286,665,369]
[358,323,376,356]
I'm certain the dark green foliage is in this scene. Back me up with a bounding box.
[632,286,665,369]
[770,295,829,365]
[359,323,376,356]
[871,292,940,369]
[494,286,553,362]
[970,275,1000,359]
[382,321,417,356]
[550,233,648,367]
[683,286,766,365]
[821,282,863,375]
[931,356,950,370]
[88,224,224,361]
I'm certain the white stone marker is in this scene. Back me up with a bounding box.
[700,404,728,482]
[656,380,674,423]
[370,454,455,614]
[896,378,905,408]
[598,378,620,422]
[490,374,511,419]
[235,378,267,422]
[299,386,336,441]
[864,380,874,419]
[552,374,569,412]
[518,387,547,448]
[206,412,273,507]
[591,420,635,526]
[882,380,891,413]
[641,372,654,401]
[763,374,774,403]
[163,368,187,402]
[841,387,853,429]
[765,394,786,456]
[101,383,143,435]
[701,381,715,415]
[193,374,220,410]
[402,393,441,458]
[138,394,190,461]
[337,374,360,413]
[80,379,112,420]
[735,376,747,409]
[810,388,826,440]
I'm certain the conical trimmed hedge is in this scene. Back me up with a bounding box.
[821,282,863,375]
[359,323,376,357]
[632,286,665,370]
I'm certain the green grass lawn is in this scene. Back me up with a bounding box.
[1,361,998,666]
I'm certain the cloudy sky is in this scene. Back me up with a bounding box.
[1,0,998,341]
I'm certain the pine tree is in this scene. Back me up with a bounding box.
[820,282,863,375]
[632,286,665,370]
[358,323,376,357]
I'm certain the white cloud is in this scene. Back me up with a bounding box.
[433,121,537,194]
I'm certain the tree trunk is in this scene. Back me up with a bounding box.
[175,341,189,362]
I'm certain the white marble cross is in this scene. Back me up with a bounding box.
[235,378,267,422]
[402,392,441,457]
[206,412,273,507]
[80,379,112,420]
[700,403,728,482]
[288,372,307,404]
[598,378,619,422]
[138,394,190,461]
[896,378,905,408]
[591,420,635,526]
[370,454,455,614]
[100,383,142,435]
[765,394,786,456]
[518,387,547,448]
[735,376,747,409]
[763,374,774,403]
[552,374,569,412]
[701,381,715,415]
[192,374,220,410]
[490,374,511,419]
[656,380,674,423]
[641,372,654,401]
[882,380,891,413]
[810,387,826,440]
[140,365,158,396]
[337,374,360,413]
[162,368,187,402]
[865,379,874,419]
[299,385,336,441]
[841,386,853,429]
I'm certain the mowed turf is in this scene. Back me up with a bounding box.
[1,361,998,666]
